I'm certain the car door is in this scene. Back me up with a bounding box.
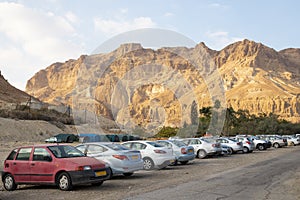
[30,147,55,183]
[11,147,32,182]
[86,144,109,162]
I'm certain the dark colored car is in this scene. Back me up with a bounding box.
[1,144,111,191]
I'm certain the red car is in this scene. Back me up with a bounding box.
[1,144,111,191]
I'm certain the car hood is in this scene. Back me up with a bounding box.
[65,157,106,168]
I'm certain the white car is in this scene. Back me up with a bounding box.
[122,141,175,170]
[179,138,222,159]
[282,135,300,146]
[156,140,195,165]
[214,138,243,153]
[232,136,255,153]
[76,142,144,177]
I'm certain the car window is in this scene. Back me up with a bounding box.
[48,145,85,158]
[190,139,198,145]
[146,141,164,147]
[132,142,147,150]
[170,140,186,147]
[16,148,32,161]
[76,145,86,153]
[6,149,18,160]
[87,144,108,154]
[33,148,52,162]
[157,141,171,148]
[104,144,129,151]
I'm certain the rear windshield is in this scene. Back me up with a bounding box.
[146,141,164,147]
[104,144,130,151]
[171,140,186,147]
[48,145,85,158]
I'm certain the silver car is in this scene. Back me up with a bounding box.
[214,138,243,154]
[76,142,144,177]
[180,138,222,159]
[232,136,255,153]
[156,140,195,165]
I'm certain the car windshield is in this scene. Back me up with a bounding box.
[228,138,238,142]
[170,140,186,147]
[104,143,130,151]
[48,145,85,158]
[146,141,164,147]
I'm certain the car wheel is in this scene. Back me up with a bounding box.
[143,157,154,170]
[227,148,233,155]
[123,172,134,177]
[197,150,207,159]
[257,144,265,151]
[92,181,104,186]
[291,142,295,146]
[273,143,280,148]
[243,146,249,153]
[57,172,73,191]
[179,161,189,165]
[3,174,17,191]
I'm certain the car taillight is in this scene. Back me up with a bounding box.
[212,143,219,147]
[113,155,128,160]
[154,149,166,154]
[181,148,187,154]
[246,141,251,145]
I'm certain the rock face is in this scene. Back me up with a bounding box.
[0,71,31,107]
[26,40,300,129]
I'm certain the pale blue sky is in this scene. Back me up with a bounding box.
[0,0,299,90]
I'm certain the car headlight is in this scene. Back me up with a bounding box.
[83,166,91,170]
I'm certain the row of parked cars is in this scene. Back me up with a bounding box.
[2,134,299,191]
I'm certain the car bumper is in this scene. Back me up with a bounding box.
[176,154,196,162]
[68,167,111,185]
[111,160,144,174]
[154,156,176,169]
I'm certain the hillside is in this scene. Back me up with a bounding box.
[0,71,31,107]
[25,40,300,130]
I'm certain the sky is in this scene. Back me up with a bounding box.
[0,0,300,90]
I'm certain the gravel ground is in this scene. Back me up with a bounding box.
[0,143,299,200]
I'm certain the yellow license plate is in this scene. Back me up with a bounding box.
[131,155,139,160]
[95,171,107,177]
[188,149,193,153]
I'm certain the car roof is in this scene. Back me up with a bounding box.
[14,143,72,149]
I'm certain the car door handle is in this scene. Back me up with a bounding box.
[13,163,16,165]
[31,163,35,166]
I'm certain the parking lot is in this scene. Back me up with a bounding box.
[1,143,300,200]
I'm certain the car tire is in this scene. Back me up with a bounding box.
[92,181,104,186]
[143,157,154,170]
[243,146,249,153]
[123,172,134,177]
[57,172,73,191]
[291,142,295,146]
[273,143,280,148]
[197,149,207,159]
[3,174,17,191]
[257,144,265,151]
[179,161,189,165]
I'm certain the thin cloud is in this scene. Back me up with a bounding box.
[206,31,243,50]
[94,17,156,36]
[164,12,174,17]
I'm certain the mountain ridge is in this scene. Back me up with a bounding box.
[22,39,300,127]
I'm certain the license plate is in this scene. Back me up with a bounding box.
[95,170,107,177]
[188,149,193,153]
[131,155,139,160]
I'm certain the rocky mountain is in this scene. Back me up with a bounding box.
[0,71,31,107]
[25,39,300,131]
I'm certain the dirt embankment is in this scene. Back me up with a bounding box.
[0,117,75,143]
